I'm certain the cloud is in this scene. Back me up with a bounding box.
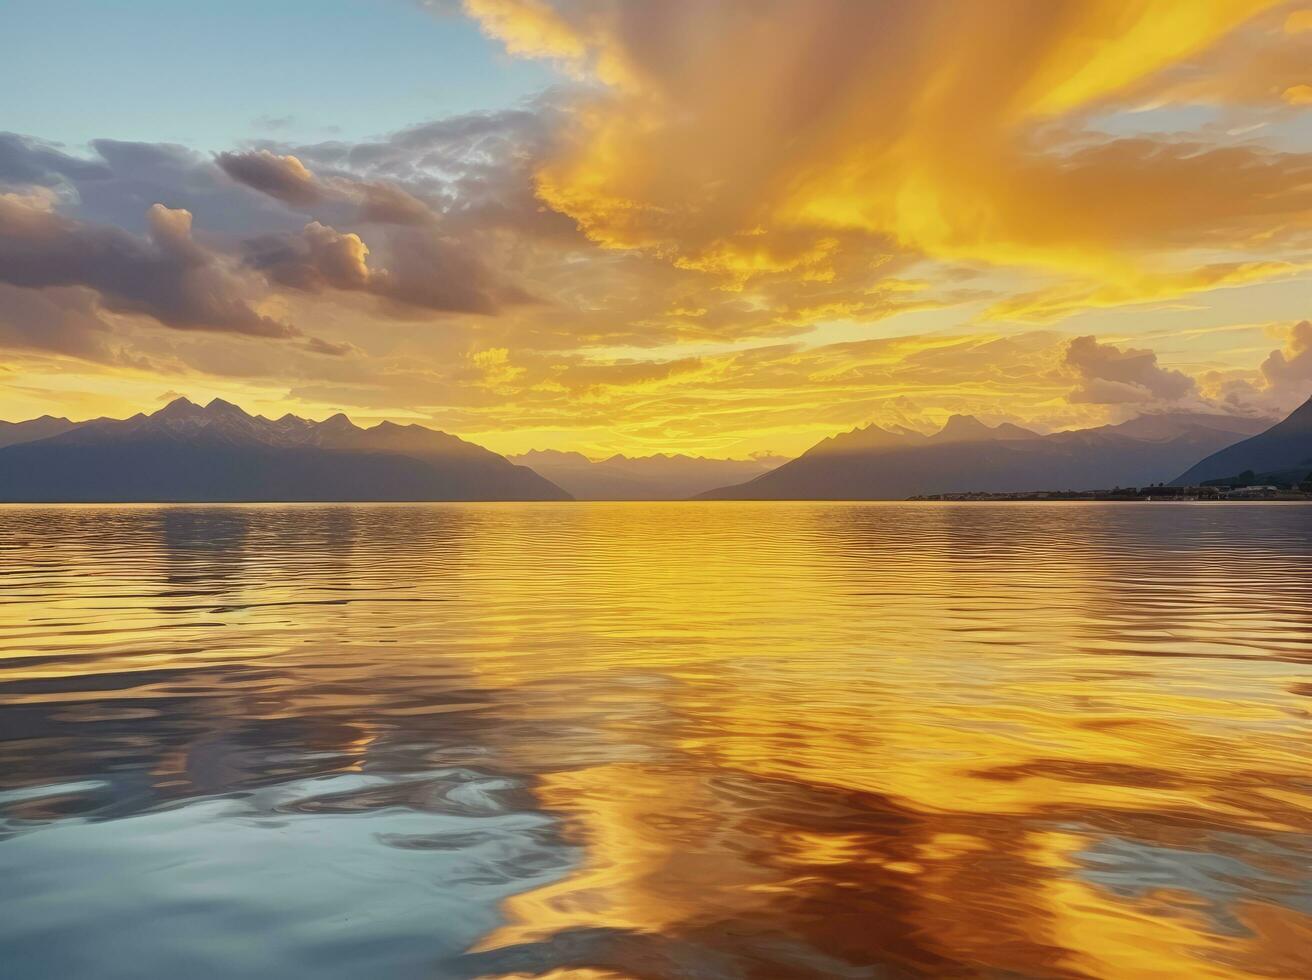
[251,222,375,292]
[273,104,569,238]
[461,0,1308,314]
[1133,6,1312,108]
[0,126,547,345]
[18,138,307,238]
[0,283,117,360]
[1063,335,1197,404]
[1261,318,1312,388]
[382,225,534,314]
[554,355,704,395]
[355,182,434,225]
[987,260,1307,324]
[0,196,296,338]
[298,336,357,357]
[246,220,528,315]
[217,149,435,225]
[216,150,322,206]
[0,132,112,187]
[438,0,1312,346]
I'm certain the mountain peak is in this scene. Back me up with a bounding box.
[934,414,991,440]
[806,421,924,457]
[994,422,1041,440]
[932,415,1037,443]
[205,397,248,416]
[154,396,201,418]
[317,412,357,433]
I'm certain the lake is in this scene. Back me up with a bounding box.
[1,502,1310,978]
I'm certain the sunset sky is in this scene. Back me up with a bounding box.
[1,0,1309,457]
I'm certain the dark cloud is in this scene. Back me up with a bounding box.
[248,222,374,292]
[219,147,437,226]
[0,132,112,187]
[0,197,296,338]
[43,139,305,236]
[1063,335,1196,405]
[246,220,529,316]
[0,123,547,353]
[216,150,323,206]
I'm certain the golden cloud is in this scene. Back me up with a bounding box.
[985,260,1308,323]
[469,0,1304,301]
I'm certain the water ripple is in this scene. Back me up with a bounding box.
[1,502,1310,978]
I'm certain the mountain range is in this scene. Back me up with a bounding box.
[0,398,569,502]
[0,415,78,449]
[2,396,1308,502]
[510,449,784,500]
[697,411,1277,500]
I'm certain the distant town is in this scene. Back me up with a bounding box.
[912,472,1312,502]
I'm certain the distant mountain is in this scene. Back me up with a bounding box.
[1173,396,1312,486]
[0,398,570,502]
[511,449,784,500]
[0,415,77,448]
[698,412,1271,500]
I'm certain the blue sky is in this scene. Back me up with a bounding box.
[2,0,549,151]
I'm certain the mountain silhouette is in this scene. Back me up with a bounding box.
[510,449,784,500]
[698,412,1269,499]
[0,397,570,502]
[0,415,77,448]
[1172,396,1312,486]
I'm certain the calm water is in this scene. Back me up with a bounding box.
[1,503,1310,979]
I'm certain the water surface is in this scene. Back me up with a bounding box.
[2,502,1310,978]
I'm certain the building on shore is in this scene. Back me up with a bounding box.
[910,484,1310,502]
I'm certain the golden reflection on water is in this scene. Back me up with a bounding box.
[1,502,1310,979]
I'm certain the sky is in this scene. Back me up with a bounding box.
[1,0,1309,458]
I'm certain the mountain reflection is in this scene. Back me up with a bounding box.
[1,503,1310,978]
